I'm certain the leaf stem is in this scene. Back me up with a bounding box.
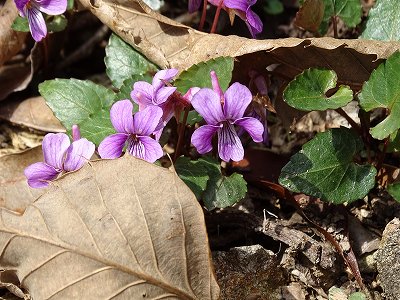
[335,108,361,135]
[174,107,190,162]
[210,0,223,34]
[199,0,208,31]
[332,15,338,39]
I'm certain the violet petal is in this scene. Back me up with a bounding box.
[110,100,135,133]
[14,0,29,14]
[154,86,176,106]
[183,87,200,102]
[223,82,252,120]
[24,162,60,188]
[234,117,264,143]
[217,122,244,162]
[152,69,179,91]
[210,71,224,100]
[42,133,70,170]
[63,138,95,172]
[98,133,129,159]
[132,106,163,136]
[130,136,163,163]
[37,0,67,15]
[188,0,202,13]
[224,0,256,10]
[26,6,47,42]
[246,8,263,35]
[191,88,225,125]
[191,124,219,154]
[131,81,154,109]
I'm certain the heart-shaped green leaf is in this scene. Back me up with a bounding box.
[105,33,158,89]
[174,57,234,94]
[359,51,400,140]
[39,79,115,146]
[284,68,353,111]
[387,182,400,203]
[319,0,362,34]
[279,128,377,204]
[361,0,400,41]
[47,15,68,33]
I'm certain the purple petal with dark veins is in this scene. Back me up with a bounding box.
[132,106,163,136]
[24,162,59,188]
[234,117,264,143]
[98,133,129,159]
[191,88,225,125]
[63,138,95,172]
[37,0,67,15]
[191,124,219,154]
[152,69,178,91]
[154,86,176,105]
[131,81,154,109]
[223,82,252,120]
[217,122,244,162]
[42,133,70,169]
[127,136,163,163]
[14,0,29,14]
[110,100,135,133]
[26,6,47,42]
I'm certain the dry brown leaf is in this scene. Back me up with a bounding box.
[0,96,65,132]
[0,155,220,300]
[0,146,44,213]
[79,0,400,89]
[0,0,27,67]
[294,0,325,33]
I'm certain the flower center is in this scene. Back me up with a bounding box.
[127,135,145,159]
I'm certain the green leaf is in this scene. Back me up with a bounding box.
[105,34,158,89]
[279,128,377,204]
[319,0,362,34]
[284,68,353,111]
[179,110,203,125]
[67,0,74,10]
[175,57,234,94]
[388,130,400,152]
[39,79,116,146]
[349,292,367,300]
[361,0,400,41]
[359,51,400,140]
[47,15,68,33]
[387,182,400,203]
[263,0,284,15]
[12,16,29,32]
[175,156,247,210]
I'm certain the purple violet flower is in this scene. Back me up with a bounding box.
[98,100,164,163]
[14,0,67,42]
[24,127,95,188]
[188,0,263,37]
[191,71,264,162]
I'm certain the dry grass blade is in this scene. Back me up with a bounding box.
[0,155,219,300]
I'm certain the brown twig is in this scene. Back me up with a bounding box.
[332,15,338,39]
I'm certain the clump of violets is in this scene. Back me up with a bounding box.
[98,100,164,163]
[14,0,67,42]
[189,0,263,38]
[191,71,264,162]
[24,125,95,188]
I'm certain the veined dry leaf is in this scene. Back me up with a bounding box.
[0,155,220,299]
[0,146,44,213]
[0,0,27,67]
[295,0,325,32]
[0,96,65,133]
[79,0,400,90]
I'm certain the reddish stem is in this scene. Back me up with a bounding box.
[174,107,190,162]
[199,0,208,31]
[210,0,223,34]
[332,15,338,38]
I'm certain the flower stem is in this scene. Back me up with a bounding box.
[174,107,190,162]
[332,15,338,39]
[210,0,223,34]
[199,0,208,31]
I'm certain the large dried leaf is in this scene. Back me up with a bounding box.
[0,147,44,213]
[0,0,27,67]
[0,97,65,133]
[78,0,400,90]
[0,155,219,299]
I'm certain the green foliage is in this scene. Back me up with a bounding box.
[105,34,158,89]
[67,0,74,10]
[179,110,203,126]
[263,0,284,15]
[361,0,400,41]
[47,15,68,33]
[349,292,367,300]
[175,156,247,210]
[279,128,377,204]
[359,51,400,140]
[39,79,116,146]
[387,182,400,203]
[284,68,353,111]
[319,0,362,34]
[115,74,152,112]
[12,16,29,32]
[174,57,234,94]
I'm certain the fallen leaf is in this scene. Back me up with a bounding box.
[78,0,400,90]
[0,155,220,299]
[0,147,44,213]
[0,97,65,133]
[295,0,325,32]
[0,0,27,67]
